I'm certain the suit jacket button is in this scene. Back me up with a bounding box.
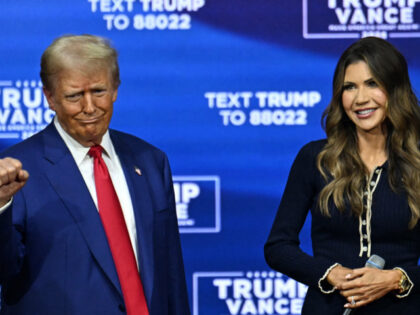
[118,304,126,312]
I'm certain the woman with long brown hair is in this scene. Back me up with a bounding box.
[265,37,420,314]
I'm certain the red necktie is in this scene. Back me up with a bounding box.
[88,145,149,315]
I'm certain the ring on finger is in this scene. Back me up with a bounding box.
[351,296,356,306]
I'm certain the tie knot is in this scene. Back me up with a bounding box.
[88,145,103,159]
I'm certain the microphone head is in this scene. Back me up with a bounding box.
[365,254,385,269]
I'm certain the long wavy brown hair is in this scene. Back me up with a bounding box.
[317,37,420,228]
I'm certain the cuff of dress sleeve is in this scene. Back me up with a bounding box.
[393,267,414,298]
[0,198,12,214]
[318,262,340,294]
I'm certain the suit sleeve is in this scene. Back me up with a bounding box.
[0,190,26,283]
[264,142,336,288]
[162,154,191,314]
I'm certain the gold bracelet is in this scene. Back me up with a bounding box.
[397,269,409,294]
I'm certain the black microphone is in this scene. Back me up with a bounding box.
[343,254,385,315]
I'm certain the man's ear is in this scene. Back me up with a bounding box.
[43,87,56,111]
[112,88,118,102]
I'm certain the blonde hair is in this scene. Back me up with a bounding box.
[40,34,120,91]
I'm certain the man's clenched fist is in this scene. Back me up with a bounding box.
[0,158,29,207]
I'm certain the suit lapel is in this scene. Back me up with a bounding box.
[41,124,123,297]
[111,132,155,306]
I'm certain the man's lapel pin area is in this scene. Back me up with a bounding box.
[134,166,142,176]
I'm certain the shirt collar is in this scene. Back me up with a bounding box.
[53,116,113,166]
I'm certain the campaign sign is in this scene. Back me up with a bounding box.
[173,176,221,233]
[303,0,420,39]
[0,80,54,142]
[192,271,308,315]
[87,0,207,31]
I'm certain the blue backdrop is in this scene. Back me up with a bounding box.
[1,1,420,314]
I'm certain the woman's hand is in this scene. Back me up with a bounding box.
[326,264,353,288]
[336,268,401,309]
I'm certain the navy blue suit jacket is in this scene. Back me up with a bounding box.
[0,123,190,315]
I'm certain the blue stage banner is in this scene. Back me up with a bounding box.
[1,1,420,314]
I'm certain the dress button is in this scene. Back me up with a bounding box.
[375,169,380,174]
[370,181,375,186]
[363,234,368,239]
[362,220,366,225]
[118,304,126,313]
[362,246,367,251]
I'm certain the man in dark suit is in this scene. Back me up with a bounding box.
[0,35,190,315]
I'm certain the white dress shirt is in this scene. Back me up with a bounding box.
[53,117,139,265]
